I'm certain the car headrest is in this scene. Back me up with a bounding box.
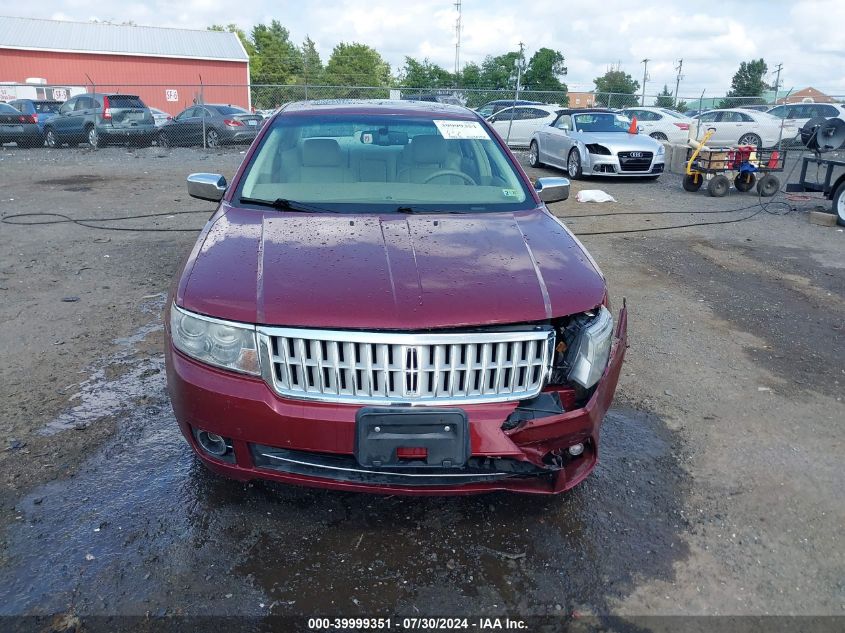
[301,138,343,167]
[411,135,447,163]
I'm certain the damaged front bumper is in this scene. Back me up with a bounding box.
[165,306,627,496]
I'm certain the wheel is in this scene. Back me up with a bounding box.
[738,132,762,148]
[567,148,582,179]
[650,132,668,141]
[157,132,171,148]
[831,182,845,226]
[734,172,756,192]
[756,174,780,197]
[682,173,703,192]
[44,127,59,148]
[205,129,220,148]
[528,140,543,167]
[87,126,103,149]
[707,174,730,197]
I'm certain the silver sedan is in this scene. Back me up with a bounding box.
[529,109,665,179]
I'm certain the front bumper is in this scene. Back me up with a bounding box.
[585,152,665,177]
[165,306,627,495]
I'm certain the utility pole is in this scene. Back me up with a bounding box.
[640,58,650,106]
[453,0,462,75]
[772,62,783,105]
[506,42,526,145]
[673,59,684,106]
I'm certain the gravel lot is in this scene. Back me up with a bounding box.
[0,143,842,631]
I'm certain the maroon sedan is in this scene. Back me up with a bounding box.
[165,100,627,495]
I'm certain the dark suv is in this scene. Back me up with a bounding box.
[44,93,157,148]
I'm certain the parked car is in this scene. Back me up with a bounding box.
[7,99,62,138]
[487,104,564,147]
[43,93,158,148]
[0,102,43,147]
[690,108,798,148]
[166,99,627,496]
[622,106,693,143]
[766,102,845,135]
[149,107,172,127]
[158,104,263,148]
[475,99,543,118]
[529,108,665,179]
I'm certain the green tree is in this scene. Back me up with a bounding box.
[458,62,482,88]
[400,57,455,90]
[675,100,689,113]
[654,84,674,108]
[720,58,769,108]
[479,52,522,89]
[324,43,391,95]
[250,21,302,85]
[523,47,567,93]
[593,69,640,107]
[299,36,324,86]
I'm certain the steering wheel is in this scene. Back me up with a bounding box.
[422,170,477,185]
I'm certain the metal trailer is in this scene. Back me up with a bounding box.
[786,156,845,225]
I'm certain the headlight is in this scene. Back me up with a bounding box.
[585,143,611,155]
[657,144,666,156]
[169,304,260,375]
[566,306,614,389]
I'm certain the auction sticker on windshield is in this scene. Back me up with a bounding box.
[433,120,490,140]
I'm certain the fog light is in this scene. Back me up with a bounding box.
[568,443,585,457]
[197,430,229,457]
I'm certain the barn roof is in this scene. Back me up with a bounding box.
[0,16,249,63]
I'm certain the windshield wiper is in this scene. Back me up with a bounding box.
[395,206,472,214]
[239,197,340,214]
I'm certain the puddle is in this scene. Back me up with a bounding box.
[2,304,690,620]
[40,295,166,436]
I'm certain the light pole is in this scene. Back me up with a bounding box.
[640,58,650,106]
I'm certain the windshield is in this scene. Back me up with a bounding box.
[573,112,632,132]
[237,113,532,212]
[108,96,145,109]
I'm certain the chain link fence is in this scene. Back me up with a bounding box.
[1,81,843,149]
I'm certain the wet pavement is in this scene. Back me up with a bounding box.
[1,302,689,625]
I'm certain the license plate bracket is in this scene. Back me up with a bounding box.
[355,407,469,469]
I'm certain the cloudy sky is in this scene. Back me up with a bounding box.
[8,0,845,97]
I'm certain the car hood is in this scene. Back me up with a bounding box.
[177,206,607,330]
[573,131,662,151]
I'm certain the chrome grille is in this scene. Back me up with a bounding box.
[257,327,555,405]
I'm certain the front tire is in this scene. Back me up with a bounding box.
[567,148,583,179]
[833,182,845,226]
[45,128,59,148]
[157,132,171,148]
[528,140,543,167]
[707,174,730,197]
[683,173,703,192]
[738,133,762,148]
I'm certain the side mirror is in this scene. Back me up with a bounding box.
[187,173,227,202]
[535,176,570,203]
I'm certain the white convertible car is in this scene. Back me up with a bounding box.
[528,109,665,179]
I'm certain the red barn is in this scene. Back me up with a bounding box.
[0,16,251,114]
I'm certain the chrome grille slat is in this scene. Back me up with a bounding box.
[258,327,554,405]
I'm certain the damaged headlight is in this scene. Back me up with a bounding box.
[169,304,260,375]
[565,306,614,389]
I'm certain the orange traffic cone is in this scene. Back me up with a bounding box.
[628,116,638,134]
